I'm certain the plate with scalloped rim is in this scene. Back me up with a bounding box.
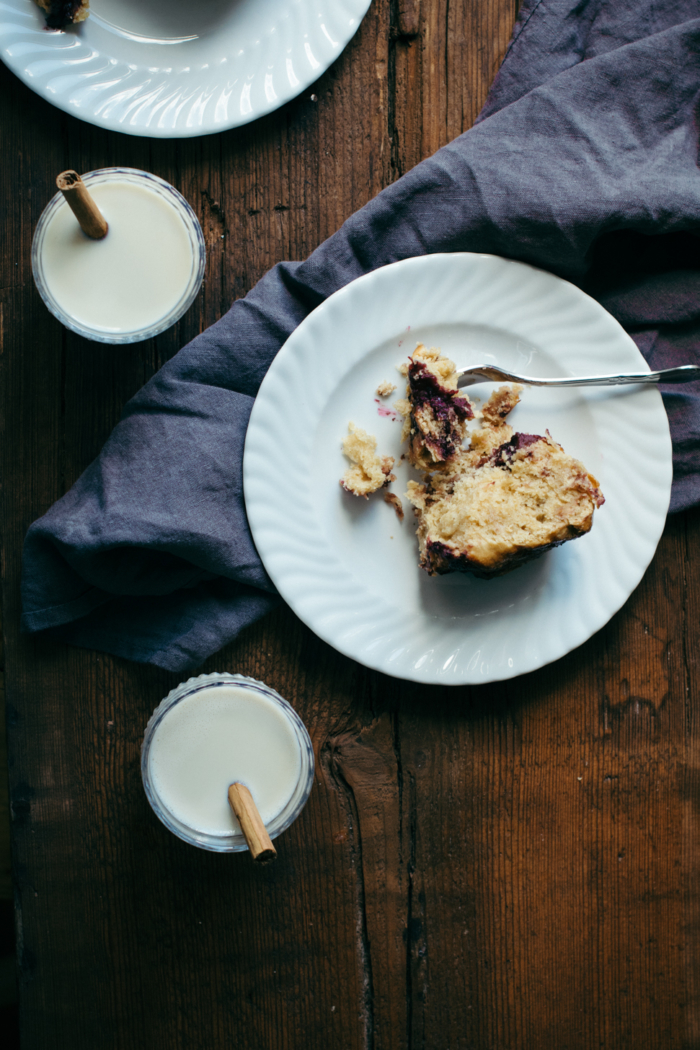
[0,0,371,137]
[244,253,672,685]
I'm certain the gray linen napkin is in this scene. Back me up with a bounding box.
[21,0,700,671]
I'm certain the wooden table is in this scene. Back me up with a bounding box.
[3,2,700,1047]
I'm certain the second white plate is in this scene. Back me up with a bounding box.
[1,0,371,137]
[244,253,672,684]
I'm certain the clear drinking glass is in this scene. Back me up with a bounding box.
[141,673,315,853]
[31,167,206,344]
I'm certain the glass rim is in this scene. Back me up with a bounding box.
[141,673,315,853]
[31,167,206,345]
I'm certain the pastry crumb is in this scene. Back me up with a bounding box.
[340,422,396,498]
[384,492,405,521]
[481,383,522,425]
[376,380,397,397]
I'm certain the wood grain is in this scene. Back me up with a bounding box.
[4,2,700,1048]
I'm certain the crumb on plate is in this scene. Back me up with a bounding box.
[340,422,396,498]
[384,492,405,521]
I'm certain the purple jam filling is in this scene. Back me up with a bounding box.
[408,360,473,459]
[424,536,566,578]
[489,432,544,468]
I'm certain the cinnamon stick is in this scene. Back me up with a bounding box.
[228,783,277,863]
[56,170,108,240]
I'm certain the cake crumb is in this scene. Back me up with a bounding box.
[376,380,397,397]
[481,384,522,425]
[384,492,405,521]
[340,422,396,498]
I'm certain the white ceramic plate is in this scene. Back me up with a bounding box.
[244,253,672,684]
[0,0,371,137]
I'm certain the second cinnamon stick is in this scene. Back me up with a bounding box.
[56,170,108,240]
[228,783,277,863]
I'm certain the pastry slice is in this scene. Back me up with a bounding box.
[407,386,604,577]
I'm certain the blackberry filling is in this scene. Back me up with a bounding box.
[397,346,474,468]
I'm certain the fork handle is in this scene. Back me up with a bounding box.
[457,364,700,388]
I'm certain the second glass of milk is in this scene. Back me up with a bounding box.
[142,673,315,852]
[32,168,206,344]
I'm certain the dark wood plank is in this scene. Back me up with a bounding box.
[392,0,518,175]
[5,3,700,1049]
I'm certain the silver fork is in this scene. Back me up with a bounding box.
[456,363,700,389]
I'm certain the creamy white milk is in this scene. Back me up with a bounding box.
[39,180,194,334]
[147,685,303,837]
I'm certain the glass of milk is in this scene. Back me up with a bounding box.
[31,167,206,344]
[141,673,315,852]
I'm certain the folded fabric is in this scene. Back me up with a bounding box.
[22,0,700,672]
